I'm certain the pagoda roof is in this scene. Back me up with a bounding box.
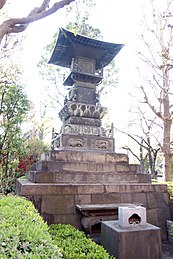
[48,28,124,70]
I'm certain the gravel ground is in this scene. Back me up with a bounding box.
[162,241,173,258]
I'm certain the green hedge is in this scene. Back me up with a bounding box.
[0,195,115,258]
[166,182,173,199]
[0,195,61,258]
[49,224,115,259]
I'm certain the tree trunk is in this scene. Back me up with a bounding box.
[163,119,172,181]
[162,66,172,181]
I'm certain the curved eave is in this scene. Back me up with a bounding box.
[48,28,124,69]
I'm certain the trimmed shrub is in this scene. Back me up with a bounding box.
[49,224,115,259]
[0,195,61,258]
[166,182,173,199]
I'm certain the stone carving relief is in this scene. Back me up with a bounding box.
[95,139,110,150]
[68,138,84,147]
[59,101,107,121]
[63,125,74,134]
[62,124,106,137]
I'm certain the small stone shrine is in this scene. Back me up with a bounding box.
[101,205,162,259]
[16,28,171,241]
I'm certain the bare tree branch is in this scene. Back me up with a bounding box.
[0,0,6,10]
[140,85,164,119]
[0,0,75,44]
[122,146,141,162]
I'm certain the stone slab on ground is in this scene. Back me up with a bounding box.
[162,240,173,259]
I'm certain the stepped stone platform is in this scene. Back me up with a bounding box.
[26,150,149,184]
[16,150,171,241]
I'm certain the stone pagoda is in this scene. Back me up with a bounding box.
[49,28,123,153]
[16,28,171,241]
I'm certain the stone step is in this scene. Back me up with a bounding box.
[15,180,168,196]
[49,150,129,164]
[34,160,131,173]
[26,170,151,183]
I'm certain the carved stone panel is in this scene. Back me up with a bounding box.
[51,133,114,152]
[67,138,85,148]
[62,135,87,149]
[59,101,107,121]
[62,124,106,136]
[91,136,115,152]
[95,139,110,150]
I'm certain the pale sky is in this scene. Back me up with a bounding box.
[20,0,144,112]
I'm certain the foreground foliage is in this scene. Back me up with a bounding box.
[166,182,173,199]
[49,224,115,259]
[0,83,30,194]
[0,195,61,258]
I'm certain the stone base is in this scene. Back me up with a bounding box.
[15,180,171,241]
[101,220,162,259]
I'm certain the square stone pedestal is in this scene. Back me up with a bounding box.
[101,220,162,259]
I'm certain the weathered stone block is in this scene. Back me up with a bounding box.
[105,184,154,193]
[84,152,106,163]
[120,193,133,203]
[75,194,92,204]
[16,180,78,195]
[106,153,128,163]
[158,207,171,225]
[154,184,168,192]
[76,184,104,194]
[51,150,83,162]
[91,193,121,204]
[101,221,162,259]
[116,164,129,172]
[132,193,147,207]
[147,193,158,209]
[41,195,75,214]
[156,192,171,208]
[147,208,159,226]
[26,171,57,183]
[129,164,141,173]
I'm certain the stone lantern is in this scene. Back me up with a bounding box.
[49,28,123,152]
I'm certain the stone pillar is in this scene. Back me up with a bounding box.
[101,220,162,259]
